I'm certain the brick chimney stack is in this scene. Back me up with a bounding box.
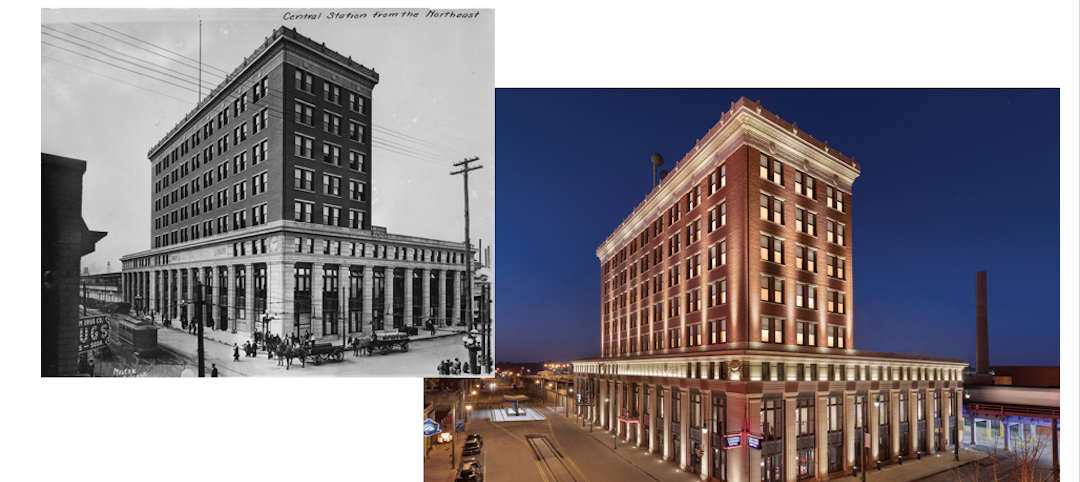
[976,271,989,375]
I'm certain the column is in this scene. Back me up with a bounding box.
[361,264,373,333]
[385,266,395,329]
[421,268,431,325]
[817,392,829,478]
[210,266,221,327]
[927,392,937,456]
[450,269,461,327]
[227,265,237,333]
[845,391,856,474]
[174,269,183,320]
[271,261,293,337]
[437,270,447,326]
[680,386,690,470]
[869,392,879,466]
[662,385,673,461]
[745,395,762,481]
[404,267,414,327]
[969,415,976,445]
[1003,420,1010,451]
[701,390,711,480]
[245,263,255,334]
[337,265,348,337]
[637,384,645,448]
[784,393,797,482]
[312,263,324,338]
[908,389,917,458]
[649,385,658,454]
[150,270,158,315]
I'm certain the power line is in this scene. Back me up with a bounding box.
[42,55,192,104]
[42,26,218,91]
[42,40,200,96]
[80,22,229,78]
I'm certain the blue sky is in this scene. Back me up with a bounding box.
[495,89,1060,367]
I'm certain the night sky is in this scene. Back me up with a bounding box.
[495,89,1060,368]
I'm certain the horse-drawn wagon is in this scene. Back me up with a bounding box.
[361,331,410,355]
[305,342,347,365]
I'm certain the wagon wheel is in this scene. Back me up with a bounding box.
[313,354,322,366]
[401,341,409,352]
[366,345,375,356]
[334,349,344,361]
[380,345,391,355]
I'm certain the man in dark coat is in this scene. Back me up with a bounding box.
[233,343,240,362]
[211,364,218,377]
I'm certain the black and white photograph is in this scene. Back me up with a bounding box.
[41,8,495,379]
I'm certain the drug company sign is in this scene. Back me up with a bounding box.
[78,316,111,353]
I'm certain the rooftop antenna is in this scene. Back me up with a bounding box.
[651,153,664,188]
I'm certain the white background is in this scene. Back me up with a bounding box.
[20,1,1079,481]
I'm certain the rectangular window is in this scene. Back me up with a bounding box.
[323,81,341,104]
[349,150,367,172]
[685,288,701,313]
[251,171,267,196]
[253,109,267,133]
[760,193,784,224]
[708,279,727,307]
[760,154,783,184]
[349,93,367,114]
[760,233,784,264]
[252,76,268,102]
[251,204,267,226]
[796,321,817,346]
[828,325,847,348]
[349,180,366,202]
[827,290,847,314]
[686,219,700,245]
[295,69,313,93]
[826,186,846,212]
[687,324,701,346]
[667,265,680,288]
[827,220,846,246]
[233,152,247,173]
[796,245,817,272]
[294,135,314,158]
[349,122,366,143]
[794,170,816,199]
[294,168,314,191]
[323,174,342,197]
[295,102,314,126]
[231,210,247,230]
[323,143,341,166]
[349,209,365,229]
[686,186,700,211]
[761,316,783,343]
[232,181,247,203]
[668,234,681,257]
[323,205,341,226]
[323,112,341,135]
[685,253,700,279]
[668,203,680,225]
[796,283,817,310]
[761,275,784,304]
[294,200,313,223]
[796,207,817,236]
[827,255,846,279]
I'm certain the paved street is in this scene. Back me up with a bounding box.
[424,380,1047,482]
[104,312,483,377]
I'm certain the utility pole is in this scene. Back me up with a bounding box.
[451,156,481,375]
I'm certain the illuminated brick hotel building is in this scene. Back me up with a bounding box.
[574,98,967,482]
[120,27,472,340]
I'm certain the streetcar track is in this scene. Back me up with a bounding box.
[527,434,578,482]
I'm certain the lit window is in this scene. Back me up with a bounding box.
[760,154,783,184]
[686,186,700,211]
[760,234,784,264]
[761,316,783,343]
[760,193,784,224]
[796,245,816,272]
[794,170,815,199]
[827,290,846,314]
[685,253,701,279]
[827,220,846,246]
[761,275,784,304]
[796,207,816,236]
[827,255,846,279]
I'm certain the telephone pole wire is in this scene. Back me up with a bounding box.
[451,156,481,375]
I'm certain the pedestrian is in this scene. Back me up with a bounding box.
[463,362,469,374]
[233,343,240,362]
[211,364,218,377]
[454,358,461,375]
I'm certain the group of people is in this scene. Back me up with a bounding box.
[438,358,470,375]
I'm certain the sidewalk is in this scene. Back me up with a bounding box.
[124,313,469,349]
[424,440,459,482]
[547,402,987,482]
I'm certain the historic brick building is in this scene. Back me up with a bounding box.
[121,27,471,341]
[575,98,967,481]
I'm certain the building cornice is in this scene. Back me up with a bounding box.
[597,97,861,263]
[148,26,379,159]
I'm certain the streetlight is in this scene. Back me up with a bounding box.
[179,283,207,377]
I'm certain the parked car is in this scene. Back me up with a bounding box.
[465,433,483,447]
[457,459,482,481]
[462,440,482,456]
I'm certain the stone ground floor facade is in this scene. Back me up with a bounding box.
[575,348,967,482]
[120,221,471,341]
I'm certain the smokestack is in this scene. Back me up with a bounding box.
[976,271,989,374]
